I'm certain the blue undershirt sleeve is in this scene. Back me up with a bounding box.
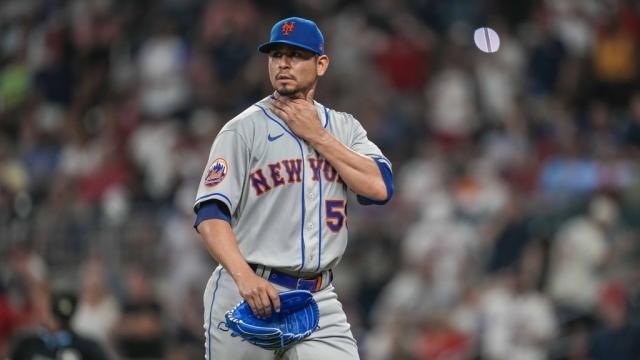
[194,200,232,231]
[357,158,394,205]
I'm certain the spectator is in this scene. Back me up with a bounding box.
[374,14,431,93]
[591,10,638,108]
[548,195,619,316]
[112,267,165,359]
[71,257,120,349]
[486,194,533,273]
[481,245,557,360]
[527,8,567,98]
[412,314,471,359]
[137,18,190,118]
[0,283,18,357]
[589,280,640,360]
[425,41,477,146]
[9,291,109,360]
[401,192,479,305]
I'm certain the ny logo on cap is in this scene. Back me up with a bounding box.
[281,21,295,36]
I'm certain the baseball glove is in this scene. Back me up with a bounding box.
[224,290,320,350]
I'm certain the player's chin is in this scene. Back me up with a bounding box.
[276,86,299,97]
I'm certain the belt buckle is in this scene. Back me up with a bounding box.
[296,277,319,292]
[296,275,323,292]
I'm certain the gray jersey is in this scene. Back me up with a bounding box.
[194,96,391,273]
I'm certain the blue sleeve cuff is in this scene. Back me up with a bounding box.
[194,200,232,231]
[357,158,394,205]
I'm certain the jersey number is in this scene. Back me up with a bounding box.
[325,200,347,232]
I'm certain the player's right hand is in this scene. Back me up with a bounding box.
[236,273,281,318]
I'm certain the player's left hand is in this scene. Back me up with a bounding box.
[270,89,327,143]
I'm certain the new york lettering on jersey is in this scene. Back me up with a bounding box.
[249,157,343,196]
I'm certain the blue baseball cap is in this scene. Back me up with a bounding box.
[258,17,325,55]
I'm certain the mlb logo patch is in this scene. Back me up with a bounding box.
[205,158,228,187]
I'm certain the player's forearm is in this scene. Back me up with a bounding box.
[309,130,387,200]
[197,219,255,283]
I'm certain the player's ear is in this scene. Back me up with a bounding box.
[316,55,329,77]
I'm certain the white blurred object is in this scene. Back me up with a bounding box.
[397,155,446,210]
[474,27,500,53]
[102,185,129,226]
[455,159,510,221]
[426,68,477,137]
[58,140,104,178]
[401,192,479,305]
[589,195,618,226]
[369,270,442,327]
[548,216,610,310]
[36,103,65,133]
[129,121,179,199]
[72,258,120,345]
[481,282,557,360]
[474,32,526,123]
[138,36,190,117]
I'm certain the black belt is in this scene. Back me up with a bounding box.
[249,264,332,293]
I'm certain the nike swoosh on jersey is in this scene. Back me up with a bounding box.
[267,133,284,142]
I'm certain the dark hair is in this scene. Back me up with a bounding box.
[51,292,78,324]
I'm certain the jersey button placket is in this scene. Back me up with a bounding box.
[303,151,320,271]
[305,220,317,265]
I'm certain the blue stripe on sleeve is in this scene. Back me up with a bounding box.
[194,200,232,231]
[357,158,394,205]
[194,193,232,210]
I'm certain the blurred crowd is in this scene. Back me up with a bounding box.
[1,0,640,359]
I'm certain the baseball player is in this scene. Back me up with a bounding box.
[194,17,394,359]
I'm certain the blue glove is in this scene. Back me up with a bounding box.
[224,290,320,350]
